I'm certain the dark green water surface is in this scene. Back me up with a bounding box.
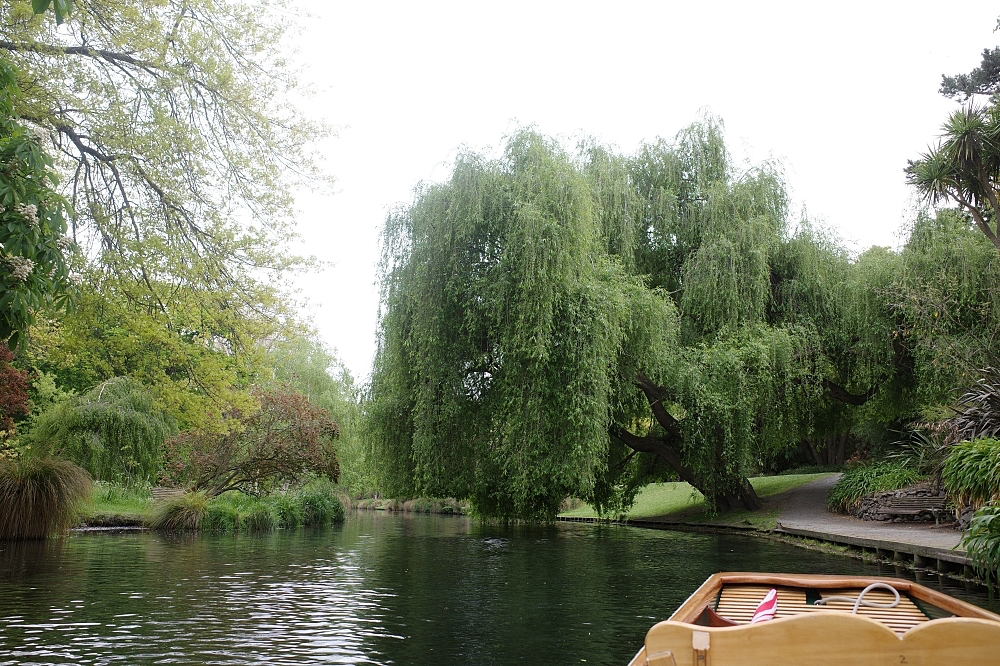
[0,512,993,665]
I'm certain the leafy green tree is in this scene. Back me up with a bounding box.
[0,57,74,348]
[892,210,1000,406]
[28,377,175,485]
[265,333,372,494]
[0,1,323,369]
[24,281,269,431]
[940,16,1000,101]
[369,122,917,519]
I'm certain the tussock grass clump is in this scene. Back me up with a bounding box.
[202,493,276,531]
[827,462,924,513]
[943,438,1000,508]
[0,457,92,539]
[149,491,209,531]
[154,482,344,533]
[297,480,345,525]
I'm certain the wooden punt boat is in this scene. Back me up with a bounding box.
[627,572,1000,666]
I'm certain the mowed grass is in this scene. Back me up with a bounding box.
[560,473,833,520]
[79,483,155,523]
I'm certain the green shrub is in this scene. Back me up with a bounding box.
[29,378,175,486]
[297,480,345,526]
[149,491,208,530]
[0,456,91,539]
[241,503,277,532]
[961,504,1000,592]
[272,494,304,528]
[943,438,1000,507]
[201,501,239,531]
[827,461,924,513]
[149,483,345,533]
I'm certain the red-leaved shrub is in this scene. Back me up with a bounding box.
[163,387,339,496]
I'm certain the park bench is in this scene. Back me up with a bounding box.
[151,487,185,501]
[876,494,950,524]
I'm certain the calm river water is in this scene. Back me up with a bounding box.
[0,512,993,665]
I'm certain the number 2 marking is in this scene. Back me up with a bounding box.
[900,657,908,664]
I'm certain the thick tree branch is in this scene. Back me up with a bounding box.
[634,371,682,439]
[951,191,1000,250]
[0,39,164,75]
[609,424,700,488]
[823,378,880,406]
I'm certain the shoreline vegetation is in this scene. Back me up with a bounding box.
[76,480,346,532]
[75,474,831,531]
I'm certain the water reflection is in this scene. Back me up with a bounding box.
[0,512,993,665]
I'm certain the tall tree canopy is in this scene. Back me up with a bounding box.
[368,120,909,520]
[911,19,1000,253]
[0,1,325,426]
[0,57,74,348]
[0,1,321,307]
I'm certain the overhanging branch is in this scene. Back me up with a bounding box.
[823,378,880,406]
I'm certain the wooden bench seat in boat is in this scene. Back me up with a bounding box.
[627,573,1000,666]
[714,584,930,635]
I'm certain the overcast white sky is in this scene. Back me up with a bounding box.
[286,1,1000,381]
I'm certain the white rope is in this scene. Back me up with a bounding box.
[813,582,900,614]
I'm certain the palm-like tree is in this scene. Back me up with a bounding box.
[907,105,1000,251]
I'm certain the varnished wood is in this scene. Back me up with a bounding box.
[634,613,1000,666]
[668,572,1000,623]
[625,572,1000,666]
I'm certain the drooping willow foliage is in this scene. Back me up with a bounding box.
[28,377,176,485]
[369,134,670,519]
[369,118,929,519]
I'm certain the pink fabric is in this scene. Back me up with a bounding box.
[750,588,778,623]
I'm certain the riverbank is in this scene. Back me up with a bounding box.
[558,474,979,582]
[559,472,834,528]
[73,483,345,532]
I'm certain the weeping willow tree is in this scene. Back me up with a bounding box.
[368,133,671,518]
[369,120,909,519]
[28,377,176,485]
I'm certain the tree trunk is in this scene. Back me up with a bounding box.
[801,438,822,467]
[825,434,837,467]
[835,431,849,467]
[613,372,762,512]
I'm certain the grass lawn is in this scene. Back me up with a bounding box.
[560,473,833,525]
[78,484,155,525]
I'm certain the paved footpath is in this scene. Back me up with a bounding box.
[777,474,967,564]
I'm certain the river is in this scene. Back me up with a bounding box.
[0,512,992,665]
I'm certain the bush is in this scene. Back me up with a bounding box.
[943,438,1000,507]
[297,480,345,526]
[0,456,91,539]
[272,494,305,528]
[148,491,209,531]
[163,387,339,496]
[201,501,239,531]
[158,483,345,533]
[961,504,1000,592]
[29,378,175,486]
[827,461,924,513]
